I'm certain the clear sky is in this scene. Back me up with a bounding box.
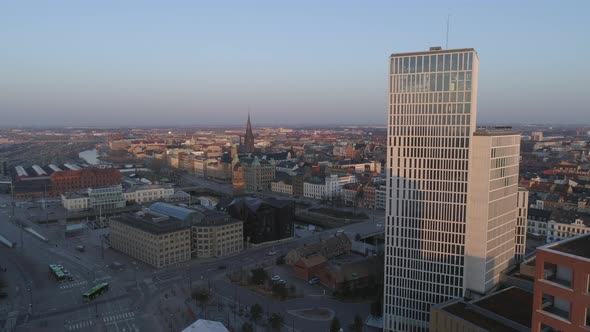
[1,1,588,127]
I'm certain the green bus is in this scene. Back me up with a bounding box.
[82,282,109,302]
[49,264,66,282]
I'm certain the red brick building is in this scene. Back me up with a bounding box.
[532,233,590,331]
[292,254,327,281]
[51,168,121,195]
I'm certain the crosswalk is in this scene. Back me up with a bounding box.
[59,280,87,289]
[65,319,94,331]
[102,311,135,323]
[95,275,111,282]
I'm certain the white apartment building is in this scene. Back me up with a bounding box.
[547,219,590,243]
[465,129,521,296]
[325,174,356,200]
[270,181,293,195]
[526,208,552,237]
[375,187,386,210]
[515,187,529,262]
[385,47,480,331]
[62,184,126,212]
[303,181,325,200]
[123,185,174,204]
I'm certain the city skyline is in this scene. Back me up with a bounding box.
[1,1,589,127]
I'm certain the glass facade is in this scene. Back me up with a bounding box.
[384,49,478,331]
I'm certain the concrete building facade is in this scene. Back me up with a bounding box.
[385,47,480,331]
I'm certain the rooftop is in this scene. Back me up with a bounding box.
[111,212,190,235]
[437,287,533,331]
[390,47,476,58]
[546,233,590,259]
[149,202,198,221]
[474,126,519,136]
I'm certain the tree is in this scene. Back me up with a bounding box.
[241,321,254,332]
[268,313,284,331]
[330,317,341,332]
[250,268,268,285]
[250,304,263,324]
[351,314,363,332]
[191,288,209,318]
[271,283,288,300]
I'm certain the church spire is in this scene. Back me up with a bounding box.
[244,112,255,153]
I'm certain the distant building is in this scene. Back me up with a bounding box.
[226,197,293,245]
[271,180,293,196]
[515,187,529,262]
[375,186,386,210]
[242,113,255,154]
[123,184,175,204]
[231,155,245,195]
[316,256,382,292]
[51,168,121,196]
[527,208,552,237]
[110,211,191,268]
[61,185,126,212]
[285,233,351,265]
[547,217,590,243]
[0,158,7,176]
[232,155,275,193]
[532,233,590,331]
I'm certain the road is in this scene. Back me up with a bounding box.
[0,191,383,332]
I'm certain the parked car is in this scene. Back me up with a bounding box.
[271,275,281,282]
[75,245,85,252]
[308,278,319,285]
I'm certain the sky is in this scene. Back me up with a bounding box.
[1,1,589,127]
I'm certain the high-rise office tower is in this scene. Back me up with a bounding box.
[384,47,479,331]
[464,128,521,296]
[385,47,524,331]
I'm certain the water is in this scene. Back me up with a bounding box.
[78,149,100,165]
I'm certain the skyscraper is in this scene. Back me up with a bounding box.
[384,47,479,331]
[244,113,255,153]
[385,47,524,331]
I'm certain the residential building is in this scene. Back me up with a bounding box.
[527,208,552,237]
[316,256,383,293]
[385,47,480,330]
[232,155,275,193]
[231,154,245,195]
[110,211,191,268]
[515,187,529,262]
[303,177,326,200]
[531,233,590,331]
[465,128,521,296]
[375,186,386,210]
[363,182,376,209]
[293,254,328,281]
[270,180,293,195]
[547,217,590,243]
[123,184,174,204]
[325,174,356,200]
[430,286,533,332]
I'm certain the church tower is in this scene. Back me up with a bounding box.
[244,113,255,153]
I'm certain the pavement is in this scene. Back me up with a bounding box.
[0,181,384,332]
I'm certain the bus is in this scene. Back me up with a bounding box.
[48,264,66,282]
[82,282,109,302]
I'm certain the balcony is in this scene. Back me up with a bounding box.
[541,294,570,322]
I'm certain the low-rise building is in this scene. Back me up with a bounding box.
[286,233,351,265]
[527,208,552,237]
[110,211,191,268]
[547,217,590,243]
[430,286,533,332]
[532,233,590,331]
[271,180,293,195]
[123,184,174,204]
[61,184,126,212]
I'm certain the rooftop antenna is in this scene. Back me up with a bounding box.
[445,14,451,49]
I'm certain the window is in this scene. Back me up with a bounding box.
[540,293,570,321]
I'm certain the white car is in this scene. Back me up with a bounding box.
[271,275,281,282]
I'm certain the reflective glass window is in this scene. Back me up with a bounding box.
[417,56,422,73]
[430,55,437,72]
[410,57,416,73]
[423,56,430,72]
[444,54,451,71]
[458,53,463,70]
[468,53,473,70]
[451,53,458,71]
[437,55,444,71]
[403,57,409,73]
